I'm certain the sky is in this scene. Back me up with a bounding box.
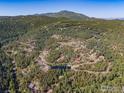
[0,0,124,18]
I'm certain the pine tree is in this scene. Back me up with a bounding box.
[9,80,16,93]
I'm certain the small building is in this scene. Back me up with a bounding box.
[50,65,71,70]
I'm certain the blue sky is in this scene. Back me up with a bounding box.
[0,0,124,18]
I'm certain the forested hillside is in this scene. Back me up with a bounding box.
[41,10,90,20]
[0,13,124,93]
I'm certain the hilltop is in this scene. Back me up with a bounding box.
[37,10,90,20]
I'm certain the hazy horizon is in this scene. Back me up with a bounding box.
[0,0,124,18]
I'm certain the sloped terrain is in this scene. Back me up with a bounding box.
[0,15,124,93]
[41,10,90,20]
[41,34,112,74]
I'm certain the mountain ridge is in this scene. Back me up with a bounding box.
[36,10,91,20]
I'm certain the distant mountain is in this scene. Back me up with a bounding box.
[40,10,90,20]
[104,18,124,20]
[0,10,92,20]
[0,16,10,19]
[116,18,124,20]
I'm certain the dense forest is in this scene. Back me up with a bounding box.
[0,13,124,93]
